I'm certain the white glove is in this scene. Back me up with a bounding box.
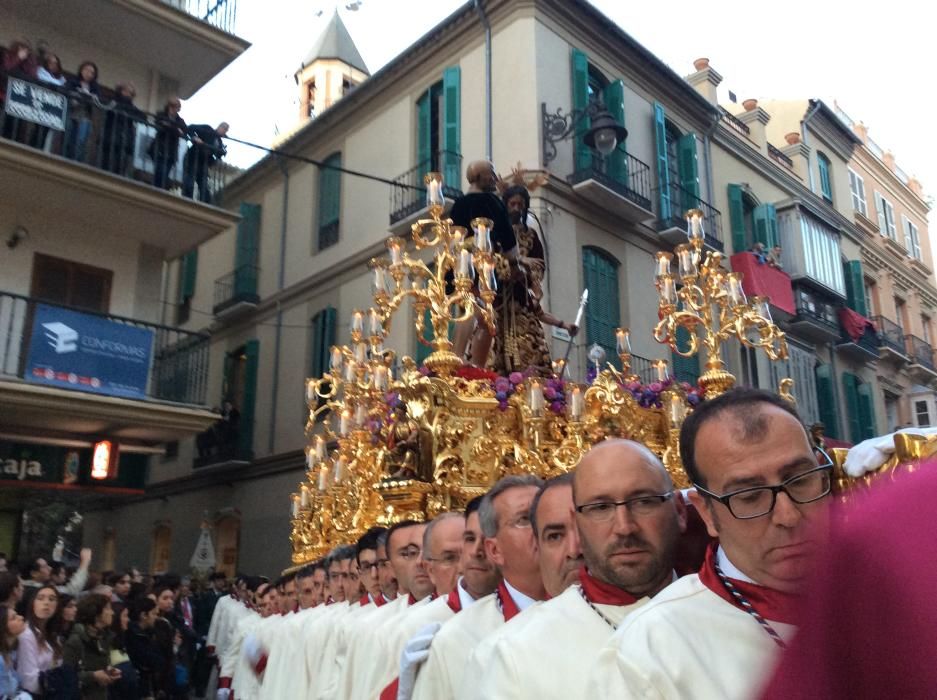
[242,633,263,666]
[397,622,442,700]
[216,689,231,700]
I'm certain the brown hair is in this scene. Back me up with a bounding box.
[25,585,61,658]
[0,605,18,662]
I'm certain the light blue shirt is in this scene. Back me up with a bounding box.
[0,650,21,697]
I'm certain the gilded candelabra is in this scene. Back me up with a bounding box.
[653,209,789,398]
[371,172,498,377]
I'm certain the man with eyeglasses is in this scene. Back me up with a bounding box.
[464,442,684,700]
[362,512,465,699]
[588,388,832,699]
[356,527,389,607]
[411,475,545,700]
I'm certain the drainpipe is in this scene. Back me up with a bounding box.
[800,100,822,194]
[475,0,492,160]
[159,260,170,326]
[268,156,289,454]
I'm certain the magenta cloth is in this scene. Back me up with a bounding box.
[729,253,795,316]
[759,463,937,699]
[838,307,876,343]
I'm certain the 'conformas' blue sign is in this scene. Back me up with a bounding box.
[25,304,155,399]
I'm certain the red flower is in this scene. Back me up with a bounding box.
[455,366,498,382]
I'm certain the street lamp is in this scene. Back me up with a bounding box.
[541,99,628,166]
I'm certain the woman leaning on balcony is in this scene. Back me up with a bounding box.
[64,60,100,163]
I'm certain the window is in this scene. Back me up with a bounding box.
[177,251,198,325]
[317,152,341,250]
[874,191,896,239]
[916,400,931,427]
[30,253,112,313]
[799,214,846,295]
[727,185,779,254]
[654,108,699,217]
[815,363,839,440]
[740,346,759,388]
[923,315,933,346]
[416,67,460,188]
[222,340,259,456]
[848,168,867,217]
[842,260,868,316]
[571,50,627,184]
[895,298,906,333]
[864,280,876,317]
[903,216,922,260]
[842,373,877,443]
[309,307,336,421]
[817,152,833,202]
[582,247,621,364]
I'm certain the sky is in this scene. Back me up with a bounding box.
[185,0,934,226]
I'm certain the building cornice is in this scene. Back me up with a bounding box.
[853,150,931,218]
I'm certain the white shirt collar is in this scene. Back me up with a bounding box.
[716,545,757,584]
[503,579,537,612]
[456,577,475,610]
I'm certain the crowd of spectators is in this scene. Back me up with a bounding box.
[1,38,228,203]
[0,548,230,699]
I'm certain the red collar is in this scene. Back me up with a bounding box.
[375,593,387,607]
[358,594,370,607]
[698,543,800,625]
[495,581,521,622]
[446,587,462,614]
[578,566,640,606]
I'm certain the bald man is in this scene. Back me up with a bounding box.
[462,440,686,700]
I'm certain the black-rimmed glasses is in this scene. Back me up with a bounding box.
[575,492,675,521]
[694,461,833,520]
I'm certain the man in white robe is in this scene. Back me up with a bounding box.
[216,578,264,699]
[465,441,687,699]
[356,526,391,607]
[587,388,832,699]
[259,567,321,697]
[410,474,547,700]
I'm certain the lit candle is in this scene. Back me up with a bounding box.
[317,464,329,491]
[372,266,386,295]
[615,328,632,355]
[355,402,367,427]
[727,273,746,306]
[450,226,464,253]
[472,218,493,253]
[654,360,670,382]
[675,244,697,279]
[351,310,365,336]
[339,408,352,436]
[291,495,300,518]
[306,379,316,403]
[306,447,316,471]
[687,211,704,241]
[374,365,388,391]
[387,237,403,266]
[752,296,773,322]
[300,484,309,508]
[329,346,343,373]
[529,380,545,417]
[655,252,673,278]
[333,456,347,484]
[669,393,686,427]
[315,435,327,461]
[659,274,677,305]
[369,308,383,337]
[344,359,357,383]
[458,249,473,278]
[425,173,445,209]
[354,342,367,364]
[570,386,584,420]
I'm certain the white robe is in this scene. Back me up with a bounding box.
[410,586,536,700]
[306,601,353,699]
[222,611,259,695]
[586,574,796,700]
[336,595,413,699]
[259,607,318,698]
[460,584,648,700]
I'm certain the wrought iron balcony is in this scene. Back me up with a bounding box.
[0,291,210,406]
[213,264,260,317]
[835,314,879,362]
[567,148,653,222]
[160,0,238,34]
[654,183,724,251]
[871,316,909,362]
[905,334,937,373]
[389,151,463,225]
[787,295,840,343]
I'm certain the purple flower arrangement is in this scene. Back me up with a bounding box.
[621,378,703,409]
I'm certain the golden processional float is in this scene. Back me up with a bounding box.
[289,172,934,563]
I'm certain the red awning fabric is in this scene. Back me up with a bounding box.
[729,252,795,316]
[838,307,876,343]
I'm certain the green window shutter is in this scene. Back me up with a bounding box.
[310,306,337,378]
[856,381,877,441]
[235,203,261,270]
[818,154,833,201]
[841,372,862,444]
[671,326,700,385]
[814,364,839,440]
[843,260,868,317]
[752,203,780,250]
[570,48,591,172]
[415,308,433,365]
[677,132,700,207]
[583,248,620,364]
[442,66,461,188]
[602,79,627,185]
[318,153,341,248]
[179,250,198,303]
[727,185,746,254]
[653,102,671,220]
[416,90,432,182]
[240,339,260,456]
[764,203,779,248]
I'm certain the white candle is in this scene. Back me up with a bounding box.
[300,485,309,508]
[388,240,403,266]
[669,393,686,426]
[372,267,386,295]
[330,346,343,373]
[529,381,545,416]
[344,359,357,383]
[315,435,327,461]
[659,275,677,305]
[306,447,316,470]
[615,328,631,355]
[570,386,584,420]
[450,227,464,253]
[458,249,472,278]
[306,379,316,402]
[339,409,351,436]
[351,310,365,336]
[333,456,346,484]
[654,360,669,383]
[291,495,300,518]
[374,365,388,391]
[727,273,746,306]
[655,252,673,278]
[369,309,383,337]
[676,244,697,279]
[317,464,329,491]
[688,212,703,241]
[355,403,367,427]
[472,218,492,253]
[354,342,367,364]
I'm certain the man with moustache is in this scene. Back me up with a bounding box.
[466,442,686,699]
[588,389,833,699]
[411,475,546,700]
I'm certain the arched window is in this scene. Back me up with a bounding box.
[582,247,621,364]
[817,152,833,203]
[150,522,172,575]
[215,514,241,578]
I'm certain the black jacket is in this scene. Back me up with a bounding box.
[449,191,517,254]
[126,621,166,697]
[62,623,111,700]
[149,110,187,165]
[184,124,226,163]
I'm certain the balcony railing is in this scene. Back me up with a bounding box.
[160,0,238,34]
[213,264,260,315]
[872,316,908,357]
[719,107,750,137]
[389,151,463,224]
[567,148,653,212]
[1,71,231,204]
[836,320,879,358]
[0,291,210,405]
[654,182,724,250]
[905,334,936,371]
[767,143,794,169]
[793,298,839,334]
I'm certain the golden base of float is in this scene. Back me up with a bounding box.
[288,174,926,565]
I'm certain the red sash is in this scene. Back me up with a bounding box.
[578,565,640,606]
[446,587,462,614]
[496,581,521,622]
[697,543,799,625]
[379,678,399,700]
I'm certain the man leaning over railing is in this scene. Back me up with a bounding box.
[183,122,229,204]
